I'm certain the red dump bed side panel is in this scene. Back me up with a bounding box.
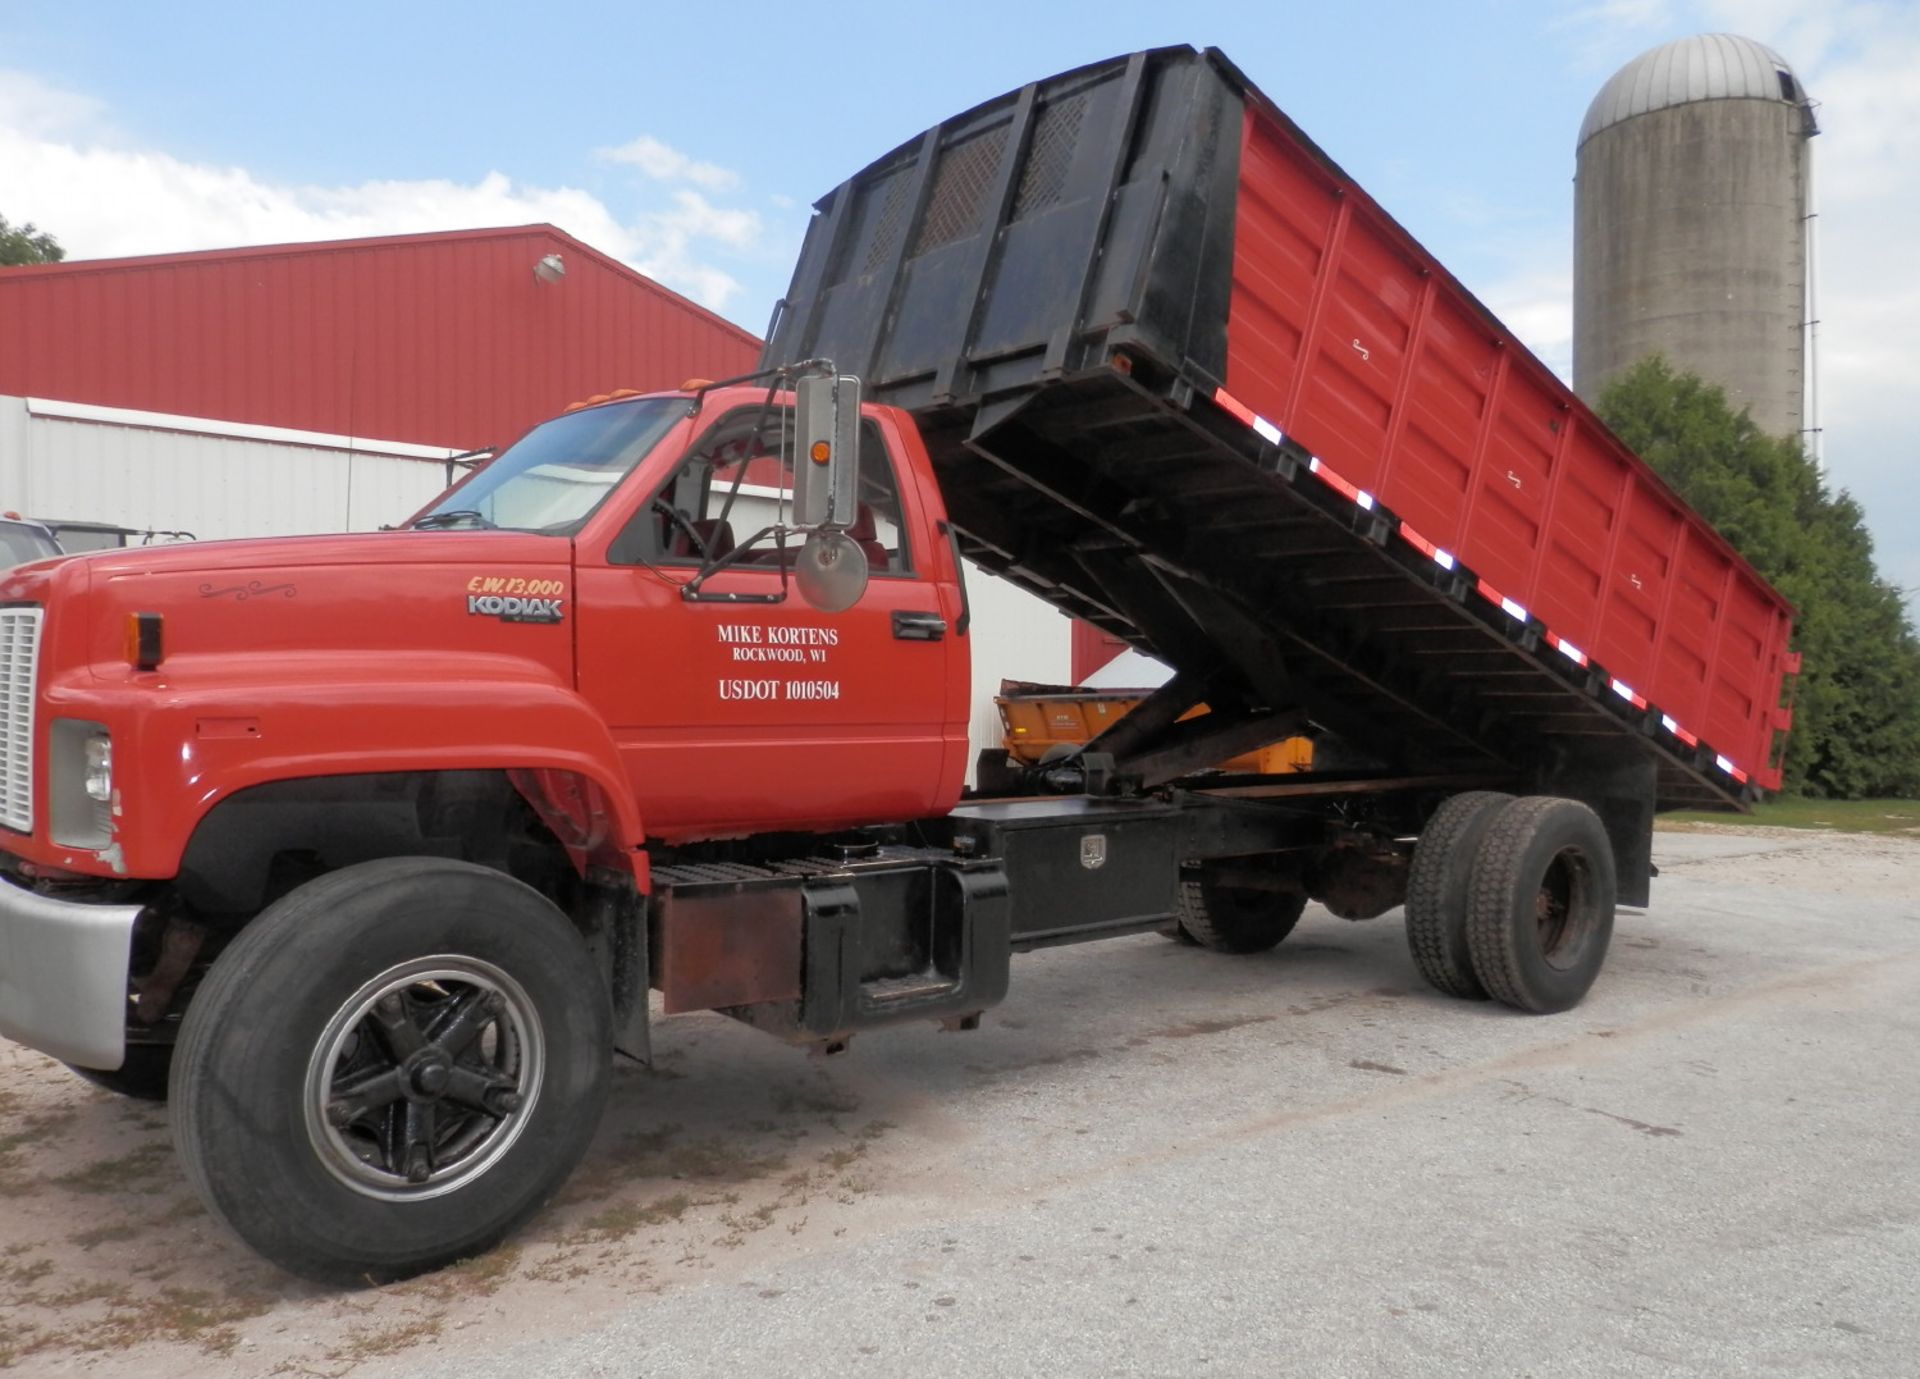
[1222,104,1795,789]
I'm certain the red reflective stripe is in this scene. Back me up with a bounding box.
[1214,388,1258,429]
[1400,521,1437,560]
[1476,577,1504,607]
[1307,456,1363,505]
[1545,631,1589,667]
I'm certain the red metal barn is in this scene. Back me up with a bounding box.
[0,225,760,451]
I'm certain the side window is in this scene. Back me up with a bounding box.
[610,409,916,575]
[852,422,913,575]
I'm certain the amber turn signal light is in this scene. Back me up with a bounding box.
[809,441,831,465]
[125,612,164,671]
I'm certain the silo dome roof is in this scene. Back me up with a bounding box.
[1579,33,1808,147]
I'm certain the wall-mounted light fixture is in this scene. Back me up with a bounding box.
[534,253,566,285]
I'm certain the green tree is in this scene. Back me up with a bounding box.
[0,215,65,266]
[1598,356,1920,798]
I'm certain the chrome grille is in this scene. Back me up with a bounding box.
[0,608,43,833]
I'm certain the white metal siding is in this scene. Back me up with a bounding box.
[963,570,1072,777]
[0,395,453,540]
[0,608,43,833]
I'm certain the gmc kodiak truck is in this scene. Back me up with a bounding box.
[0,47,1795,1283]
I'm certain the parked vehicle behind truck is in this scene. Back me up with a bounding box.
[0,47,1795,1283]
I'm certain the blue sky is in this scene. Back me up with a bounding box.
[2,0,1915,595]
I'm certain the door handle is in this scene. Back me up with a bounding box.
[892,610,946,641]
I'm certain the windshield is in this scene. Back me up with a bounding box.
[0,522,62,568]
[414,398,684,533]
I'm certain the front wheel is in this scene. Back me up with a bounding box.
[170,858,611,1284]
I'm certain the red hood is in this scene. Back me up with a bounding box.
[3,530,578,690]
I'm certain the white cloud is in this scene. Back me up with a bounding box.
[0,72,758,312]
[0,68,106,140]
[595,134,740,191]
[1481,267,1577,380]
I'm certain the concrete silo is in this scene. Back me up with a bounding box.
[1573,33,1818,443]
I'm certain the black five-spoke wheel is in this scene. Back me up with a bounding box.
[305,957,544,1198]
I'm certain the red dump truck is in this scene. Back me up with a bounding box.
[0,47,1794,1282]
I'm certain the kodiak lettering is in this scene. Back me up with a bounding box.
[467,594,565,624]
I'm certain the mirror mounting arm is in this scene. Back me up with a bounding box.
[679,526,793,605]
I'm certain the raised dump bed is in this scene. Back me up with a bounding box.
[766,45,1796,808]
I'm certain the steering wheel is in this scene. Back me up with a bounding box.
[650,498,711,560]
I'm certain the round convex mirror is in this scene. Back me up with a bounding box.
[793,530,870,613]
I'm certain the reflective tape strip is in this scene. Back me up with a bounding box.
[1213,388,1257,428]
[1307,456,1364,505]
[1212,387,1284,446]
[1546,632,1588,667]
[1661,715,1701,748]
[1610,678,1648,711]
[1475,579,1526,622]
[1399,521,1459,570]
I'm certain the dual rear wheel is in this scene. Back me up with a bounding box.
[1405,793,1616,1013]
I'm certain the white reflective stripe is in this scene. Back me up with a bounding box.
[1661,715,1679,733]
[1357,490,1376,510]
[1500,598,1527,621]
[1308,456,1323,473]
[1715,754,1736,773]
[1435,549,1456,571]
[1555,638,1585,663]
[1611,679,1636,701]
[1252,417,1282,445]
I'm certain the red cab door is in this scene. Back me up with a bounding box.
[574,401,960,841]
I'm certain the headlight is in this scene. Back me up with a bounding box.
[50,719,113,849]
[83,734,113,803]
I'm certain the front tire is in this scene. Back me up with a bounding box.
[1465,797,1616,1013]
[170,858,611,1284]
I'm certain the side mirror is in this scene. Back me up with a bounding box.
[791,372,869,612]
[792,373,860,530]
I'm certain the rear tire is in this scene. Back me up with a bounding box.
[1175,864,1309,954]
[170,858,612,1284]
[1465,797,1615,1014]
[1404,791,1511,1000]
[67,1043,174,1101]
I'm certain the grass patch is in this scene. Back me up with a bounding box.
[582,1192,693,1239]
[0,1110,77,1157]
[70,1221,143,1251]
[1661,797,1920,834]
[50,1143,174,1195]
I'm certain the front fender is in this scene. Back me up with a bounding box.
[42,651,642,880]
